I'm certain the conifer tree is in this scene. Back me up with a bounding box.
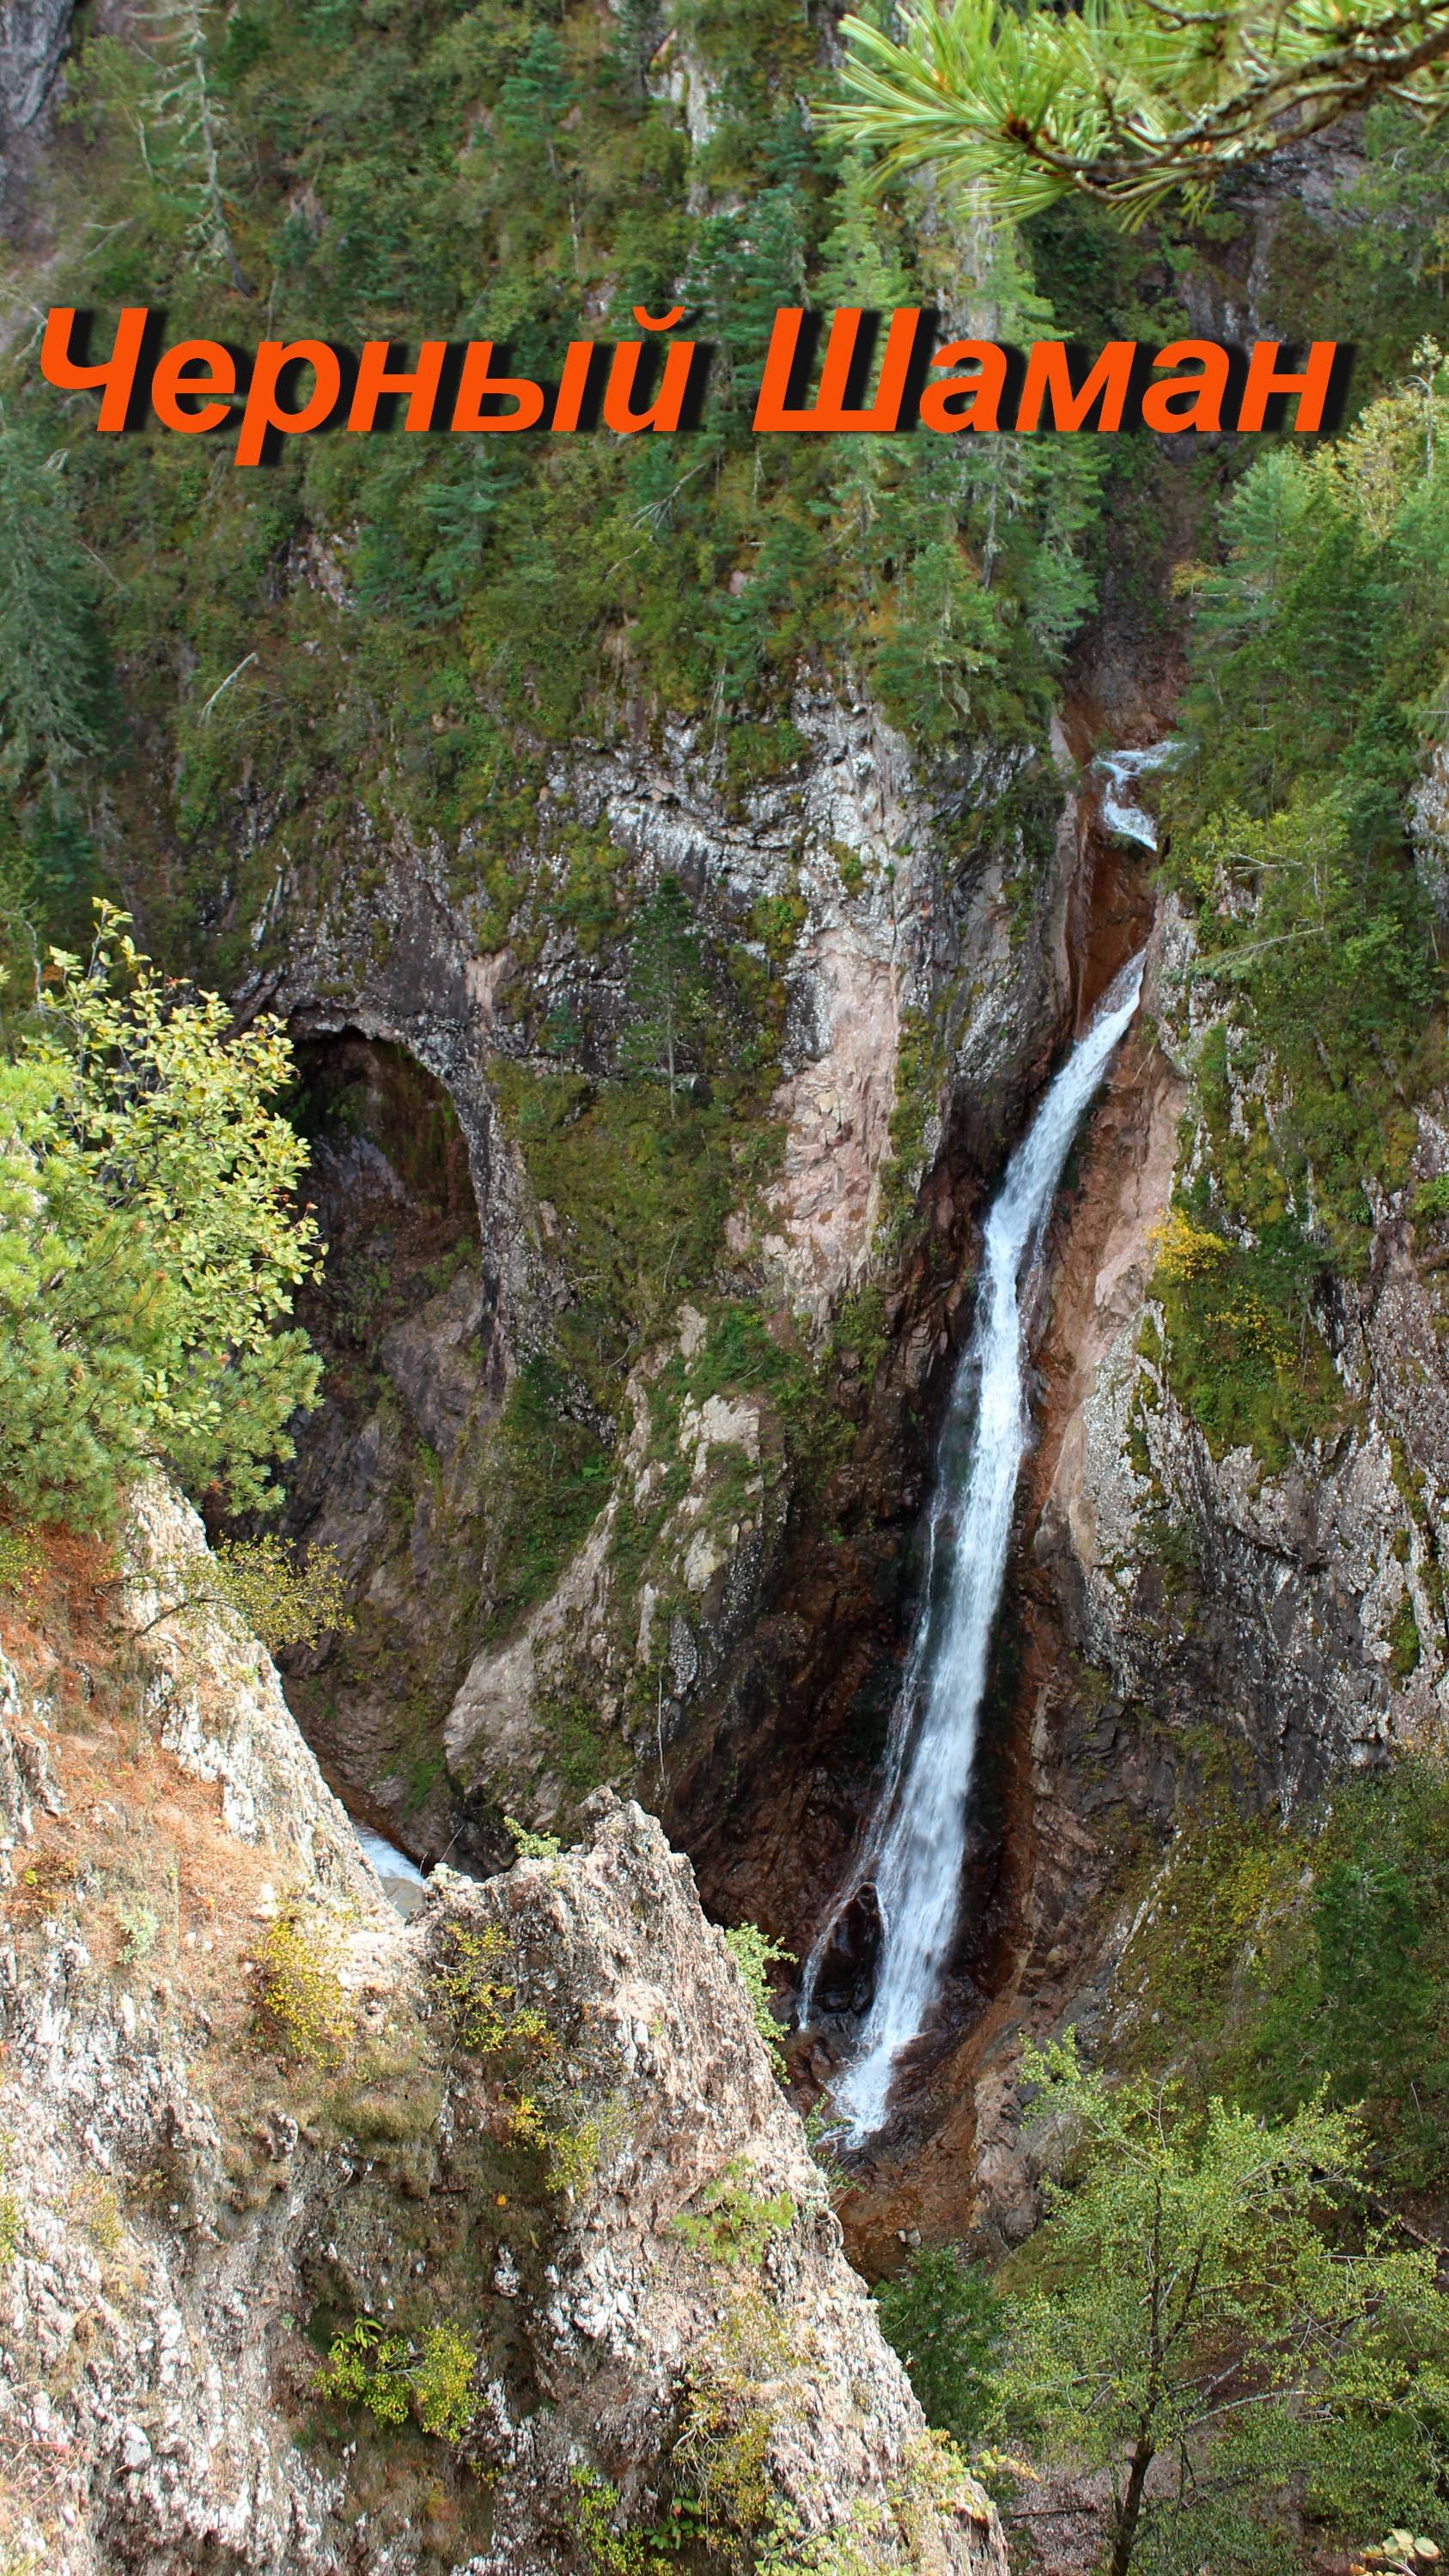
[136,0,247,289]
[0,427,106,789]
[624,875,709,1114]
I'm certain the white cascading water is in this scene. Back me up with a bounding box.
[1097,740,1179,849]
[804,951,1148,2145]
[354,1820,429,1917]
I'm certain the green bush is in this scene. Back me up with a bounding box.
[315,2316,477,2441]
[723,1922,795,2077]
[0,1524,42,1594]
[145,1534,353,1652]
[432,1917,553,2063]
[253,1912,352,2068]
[1148,1204,1342,1467]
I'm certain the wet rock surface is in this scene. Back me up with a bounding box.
[898,883,1449,2259]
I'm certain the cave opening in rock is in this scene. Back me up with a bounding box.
[265,1028,491,1868]
[292,1029,479,1245]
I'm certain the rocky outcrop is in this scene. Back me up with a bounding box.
[435,1799,1006,2572]
[0,1522,1007,2573]
[1410,738,1449,923]
[0,0,72,225]
[122,1478,381,1904]
[444,1315,795,1819]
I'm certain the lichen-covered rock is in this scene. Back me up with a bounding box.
[429,1798,1004,2571]
[0,1931,360,2575]
[120,1478,379,1905]
[0,1533,1007,2573]
[445,1319,794,1812]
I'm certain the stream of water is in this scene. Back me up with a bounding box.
[803,953,1147,2145]
[1097,740,1178,850]
[354,1820,430,1917]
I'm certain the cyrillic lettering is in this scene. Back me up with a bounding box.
[752,307,922,434]
[236,340,344,465]
[1141,340,1229,434]
[601,333,698,434]
[1236,340,1338,434]
[40,306,151,432]
[151,338,236,434]
[350,339,447,432]
[919,340,1008,434]
[451,341,545,434]
[1016,340,1136,433]
[551,342,595,434]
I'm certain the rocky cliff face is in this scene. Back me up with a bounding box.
[247,678,1101,1946]
[0,0,71,228]
[0,1500,1007,2573]
[1044,947,1449,1803]
[884,857,1449,2262]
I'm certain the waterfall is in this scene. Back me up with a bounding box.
[802,955,1147,2145]
[1097,740,1178,850]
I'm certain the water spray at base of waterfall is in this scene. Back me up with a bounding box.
[801,951,1148,2148]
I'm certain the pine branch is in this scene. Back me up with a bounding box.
[827,0,1449,222]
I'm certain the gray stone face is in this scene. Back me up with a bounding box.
[0,0,72,218]
[1039,899,1449,1812]
[237,676,1087,1868]
[0,1521,1008,2573]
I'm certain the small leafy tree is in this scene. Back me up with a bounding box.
[432,1917,554,2062]
[723,1923,795,2078]
[316,2316,477,2439]
[140,1534,353,1651]
[874,2245,1005,2449]
[827,0,1449,223]
[0,906,321,1529]
[1000,2038,1448,2576]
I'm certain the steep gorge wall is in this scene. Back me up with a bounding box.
[252,683,1106,1950]
[887,873,1449,2263]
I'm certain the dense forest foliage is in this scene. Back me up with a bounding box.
[0,0,1112,981]
[3,0,1446,1523]
[0,0,1426,955]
